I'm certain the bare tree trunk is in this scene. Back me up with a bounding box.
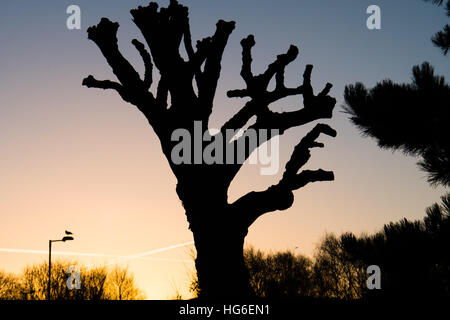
[178,179,254,298]
[192,221,253,298]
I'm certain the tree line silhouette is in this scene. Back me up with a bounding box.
[185,194,449,300]
[0,261,144,300]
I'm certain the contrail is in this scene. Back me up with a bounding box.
[0,241,195,265]
[0,248,116,258]
[101,241,195,267]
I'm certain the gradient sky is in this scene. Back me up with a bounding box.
[1,0,449,299]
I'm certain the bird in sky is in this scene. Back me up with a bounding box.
[65,230,73,235]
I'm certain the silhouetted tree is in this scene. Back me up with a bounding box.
[244,247,315,298]
[313,234,366,300]
[83,1,336,298]
[189,247,316,299]
[107,266,144,300]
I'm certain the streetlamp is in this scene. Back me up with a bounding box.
[48,231,74,300]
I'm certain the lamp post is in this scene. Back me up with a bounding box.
[48,232,74,301]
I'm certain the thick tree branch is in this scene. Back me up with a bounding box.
[223,35,335,144]
[288,169,335,190]
[129,1,235,121]
[82,75,141,107]
[131,39,153,90]
[191,37,211,72]
[226,37,301,102]
[130,1,197,114]
[156,76,169,109]
[240,35,255,85]
[253,87,336,135]
[85,18,145,91]
[83,18,164,127]
[231,123,336,227]
[224,67,336,170]
[182,16,195,61]
[197,20,236,118]
[280,123,336,184]
[221,37,336,180]
[130,1,187,71]
[261,45,299,92]
[82,75,122,92]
